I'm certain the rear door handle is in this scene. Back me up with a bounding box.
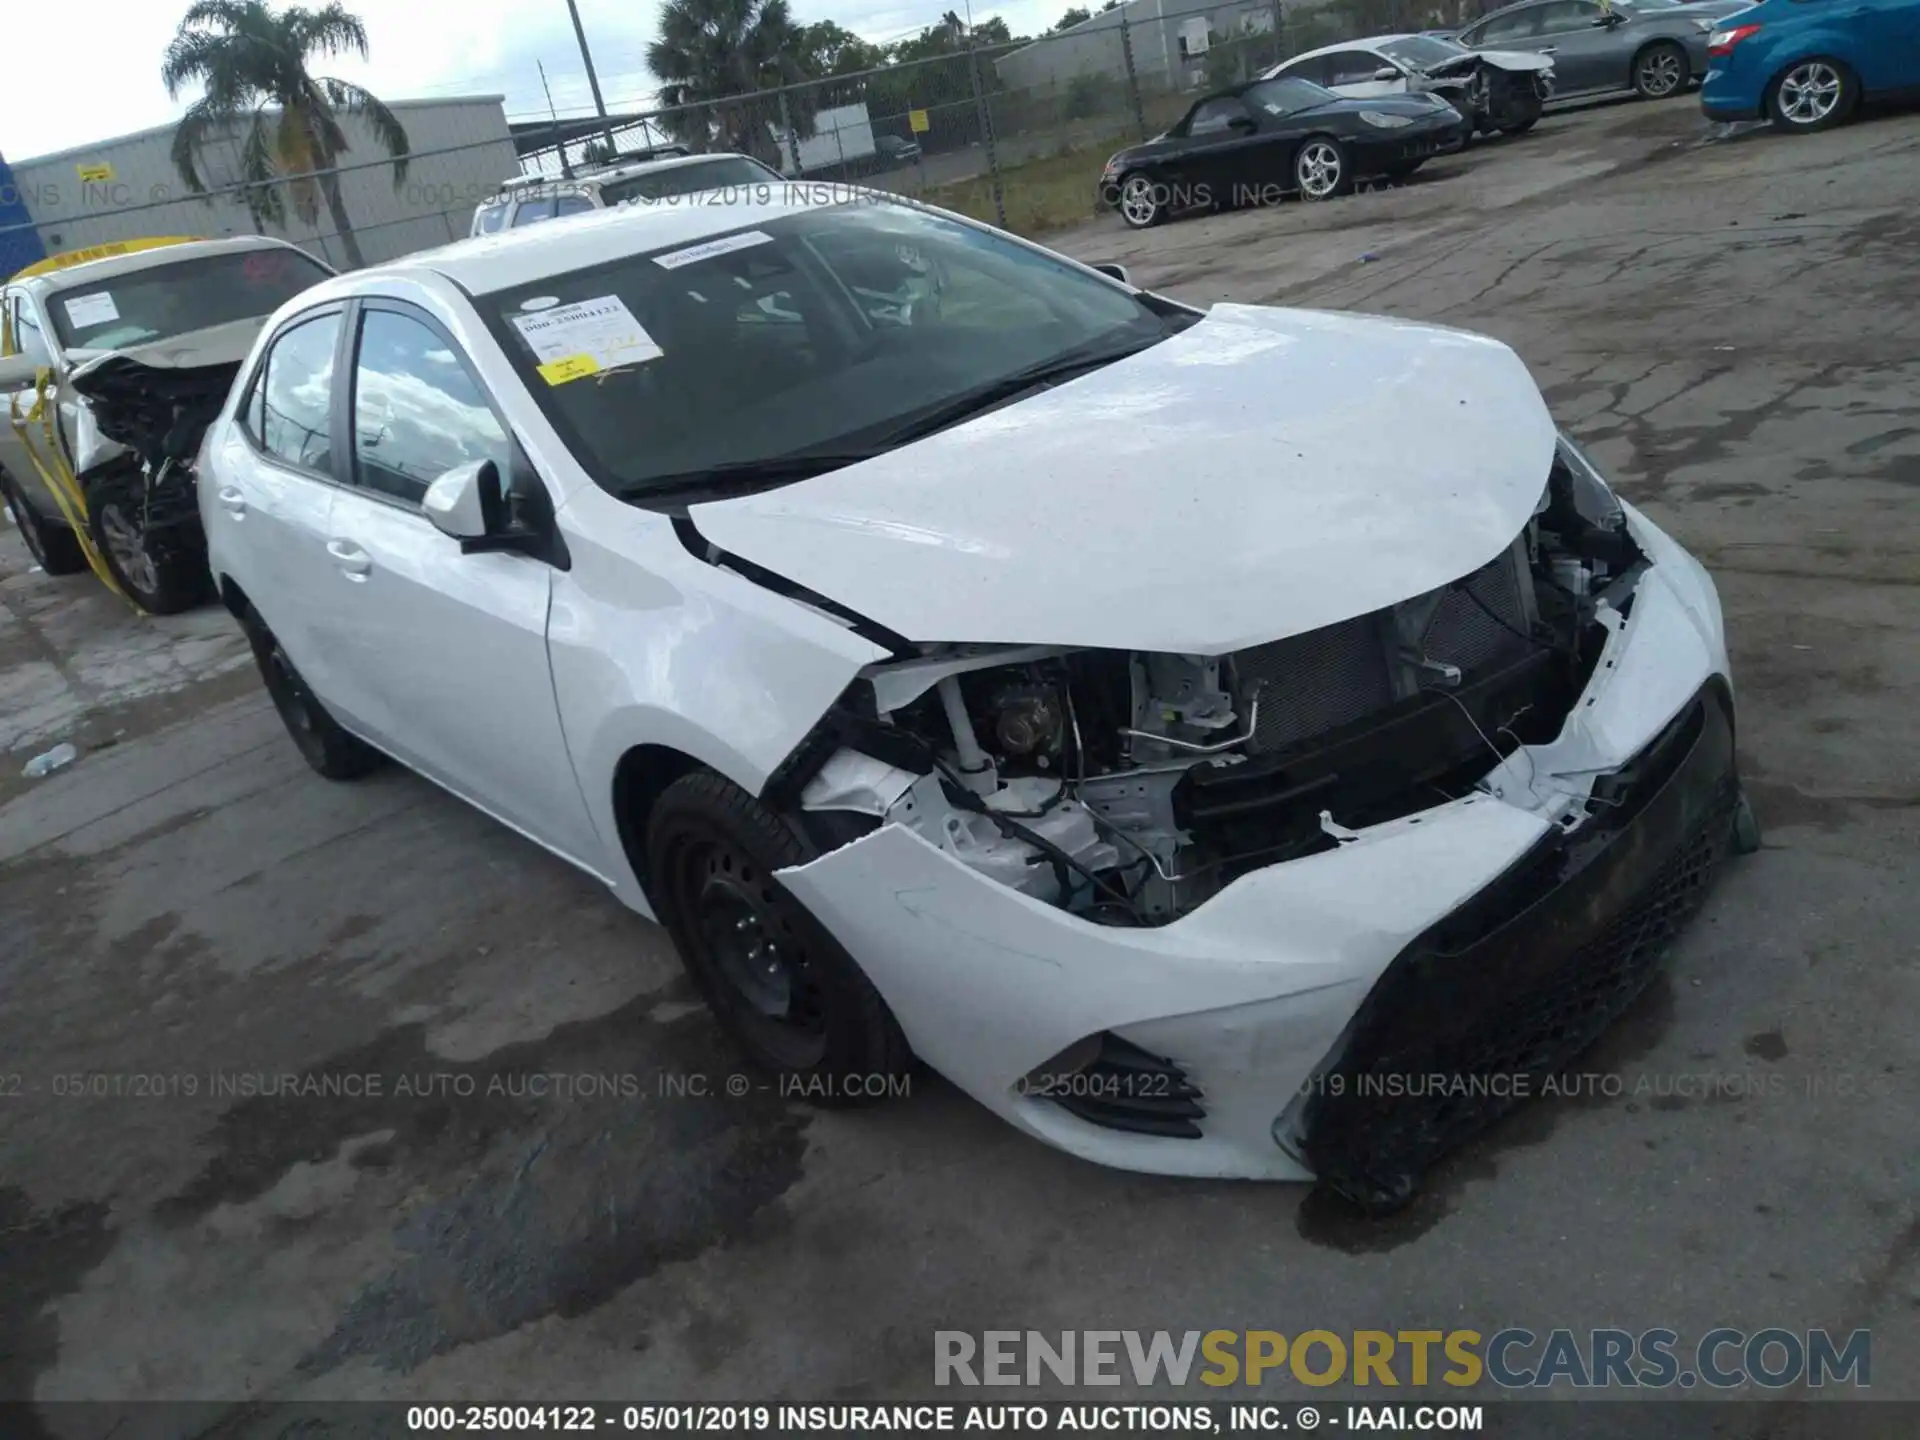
[326,538,372,578]
[217,486,246,516]
[1540,46,1558,53]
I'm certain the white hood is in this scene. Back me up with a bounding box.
[66,314,271,377]
[690,304,1558,656]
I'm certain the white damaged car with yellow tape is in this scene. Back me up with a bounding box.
[198,191,1760,1212]
[0,236,333,611]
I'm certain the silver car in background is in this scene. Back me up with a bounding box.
[1455,0,1730,100]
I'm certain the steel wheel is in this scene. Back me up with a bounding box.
[1118,174,1163,229]
[1296,139,1347,201]
[97,501,160,598]
[1772,60,1847,129]
[665,831,828,1071]
[1633,42,1687,99]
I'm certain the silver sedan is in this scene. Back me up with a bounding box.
[1453,0,1738,100]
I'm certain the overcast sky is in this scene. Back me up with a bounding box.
[0,0,1073,163]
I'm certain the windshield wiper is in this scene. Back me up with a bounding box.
[870,337,1158,448]
[621,451,880,503]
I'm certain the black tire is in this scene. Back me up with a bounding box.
[1294,136,1351,202]
[1114,172,1164,229]
[1381,160,1425,182]
[1766,56,1857,133]
[1497,107,1541,136]
[1631,40,1691,100]
[1,470,88,576]
[646,769,913,1100]
[242,608,383,780]
[87,494,211,615]
[1731,788,1763,855]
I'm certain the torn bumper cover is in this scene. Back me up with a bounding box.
[777,513,1738,1204]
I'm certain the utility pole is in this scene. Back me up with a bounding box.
[565,0,617,159]
[539,61,574,178]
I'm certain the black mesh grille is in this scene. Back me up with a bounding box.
[1298,682,1739,1213]
[1048,1033,1206,1139]
[1419,552,1531,677]
[1236,615,1396,754]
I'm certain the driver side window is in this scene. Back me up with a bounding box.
[350,308,509,507]
[1534,0,1603,32]
[1472,6,1544,42]
[4,294,53,367]
[1187,97,1250,134]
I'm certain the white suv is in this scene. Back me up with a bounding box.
[470,152,785,236]
[200,190,1750,1212]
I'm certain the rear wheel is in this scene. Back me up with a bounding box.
[646,770,913,1097]
[1632,40,1690,100]
[1,470,87,576]
[1295,137,1351,201]
[1767,58,1856,132]
[1117,172,1165,229]
[242,608,383,780]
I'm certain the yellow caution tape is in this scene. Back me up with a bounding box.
[7,370,132,604]
[8,236,205,283]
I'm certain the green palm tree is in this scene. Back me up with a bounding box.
[646,0,810,163]
[162,0,409,270]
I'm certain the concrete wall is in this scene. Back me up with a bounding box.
[5,97,520,271]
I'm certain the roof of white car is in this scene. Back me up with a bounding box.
[343,188,869,297]
[1282,34,1447,62]
[14,235,319,296]
[490,152,751,199]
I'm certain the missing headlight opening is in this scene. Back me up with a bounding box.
[784,440,1647,928]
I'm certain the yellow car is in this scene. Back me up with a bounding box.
[1,235,332,611]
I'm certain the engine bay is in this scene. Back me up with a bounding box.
[791,442,1648,928]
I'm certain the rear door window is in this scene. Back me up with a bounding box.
[253,313,342,475]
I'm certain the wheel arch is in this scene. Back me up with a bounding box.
[611,742,712,906]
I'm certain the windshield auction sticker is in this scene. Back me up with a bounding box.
[510,295,662,386]
[63,292,120,327]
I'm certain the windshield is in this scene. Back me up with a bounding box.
[1379,36,1470,67]
[597,157,784,207]
[486,201,1182,500]
[50,248,331,351]
[1242,76,1341,116]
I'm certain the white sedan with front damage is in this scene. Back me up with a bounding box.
[199,190,1757,1212]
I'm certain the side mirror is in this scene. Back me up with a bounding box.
[1592,11,1624,25]
[0,351,47,391]
[1372,66,1401,81]
[1089,261,1134,286]
[422,458,500,541]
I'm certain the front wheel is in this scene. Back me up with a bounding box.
[89,495,210,614]
[646,770,913,1098]
[1767,58,1856,132]
[1116,172,1164,229]
[1295,137,1351,202]
[1632,41,1690,100]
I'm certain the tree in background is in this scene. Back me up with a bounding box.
[647,0,813,162]
[1051,7,1093,31]
[162,0,409,270]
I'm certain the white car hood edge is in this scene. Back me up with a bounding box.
[690,304,1558,656]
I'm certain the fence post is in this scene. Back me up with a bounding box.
[777,88,797,176]
[1270,0,1286,64]
[1119,12,1149,142]
[966,40,1008,230]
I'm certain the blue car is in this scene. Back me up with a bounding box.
[1701,0,1920,131]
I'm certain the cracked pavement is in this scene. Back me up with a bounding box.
[1,93,1917,1430]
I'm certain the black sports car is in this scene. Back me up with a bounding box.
[1097,76,1469,229]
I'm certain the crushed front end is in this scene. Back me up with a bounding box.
[773,436,1746,1207]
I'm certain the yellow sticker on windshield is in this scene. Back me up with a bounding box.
[537,353,600,386]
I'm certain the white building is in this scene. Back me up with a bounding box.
[4,96,520,272]
[995,0,1283,96]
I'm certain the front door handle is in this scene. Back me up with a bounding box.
[326,538,372,578]
[217,486,246,516]
[1540,45,1558,53]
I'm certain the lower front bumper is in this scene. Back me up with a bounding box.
[1294,679,1738,1211]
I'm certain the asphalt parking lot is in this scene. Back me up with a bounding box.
[3,92,1918,1428]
